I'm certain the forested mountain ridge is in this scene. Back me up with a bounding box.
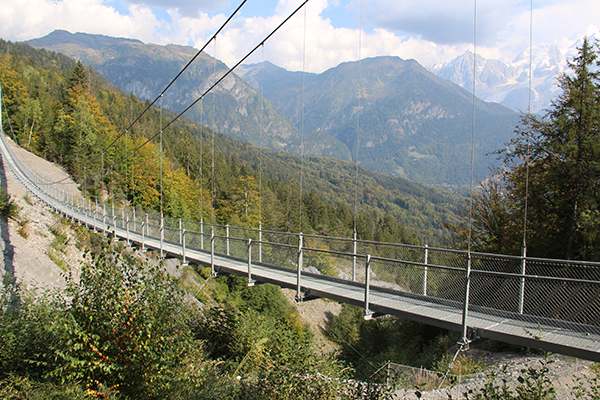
[26,30,300,152]
[238,56,521,186]
[28,30,519,187]
[0,38,462,246]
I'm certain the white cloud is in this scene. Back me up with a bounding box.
[0,0,164,44]
[121,0,227,17]
[0,0,598,74]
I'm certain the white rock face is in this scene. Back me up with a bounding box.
[430,32,599,114]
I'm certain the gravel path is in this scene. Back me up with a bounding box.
[0,138,84,291]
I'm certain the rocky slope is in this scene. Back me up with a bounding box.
[0,139,595,399]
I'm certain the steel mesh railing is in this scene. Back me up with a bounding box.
[3,130,600,358]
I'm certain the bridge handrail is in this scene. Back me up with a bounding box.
[4,130,600,361]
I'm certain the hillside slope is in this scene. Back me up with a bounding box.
[238,56,520,186]
[26,30,300,151]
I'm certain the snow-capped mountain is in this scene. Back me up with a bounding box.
[430,33,598,114]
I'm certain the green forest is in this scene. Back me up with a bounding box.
[451,37,600,261]
[0,38,463,249]
[2,38,600,399]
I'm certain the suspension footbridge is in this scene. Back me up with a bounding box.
[2,131,600,363]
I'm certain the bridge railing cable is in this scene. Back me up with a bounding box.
[3,129,600,359]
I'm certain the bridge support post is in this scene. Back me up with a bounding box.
[160,214,164,259]
[423,244,429,296]
[247,238,255,286]
[93,200,98,233]
[296,233,303,302]
[200,217,204,250]
[179,218,182,244]
[364,254,373,319]
[226,224,230,256]
[519,246,527,314]
[211,226,216,277]
[182,229,187,266]
[112,204,116,235]
[259,222,262,263]
[352,230,357,282]
[460,253,473,347]
[141,221,145,250]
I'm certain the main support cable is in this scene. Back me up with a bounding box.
[40,0,250,188]
[109,0,311,173]
[93,0,249,163]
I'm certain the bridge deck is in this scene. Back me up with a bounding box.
[2,133,600,362]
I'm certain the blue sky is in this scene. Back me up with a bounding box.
[1,0,599,72]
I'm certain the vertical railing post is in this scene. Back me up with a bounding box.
[226,224,230,256]
[364,254,372,318]
[126,216,130,246]
[247,238,255,286]
[133,209,136,232]
[93,200,97,233]
[112,205,116,235]
[423,244,429,296]
[146,213,149,237]
[296,232,303,302]
[179,218,182,244]
[102,204,106,237]
[210,226,215,276]
[160,214,164,259]
[259,222,262,263]
[121,208,125,229]
[141,221,146,250]
[461,253,473,345]
[182,229,187,265]
[200,217,204,250]
[519,246,527,314]
[352,230,357,282]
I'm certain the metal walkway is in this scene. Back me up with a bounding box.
[1,132,600,363]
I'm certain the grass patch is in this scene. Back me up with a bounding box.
[48,247,68,271]
[16,218,30,238]
[22,192,33,205]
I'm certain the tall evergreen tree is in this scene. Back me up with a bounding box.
[469,37,600,260]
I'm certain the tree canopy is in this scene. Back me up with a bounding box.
[461,37,600,260]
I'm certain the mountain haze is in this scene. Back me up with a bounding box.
[430,34,600,114]
[27,30,520,186]
[26,30,299,151]
[239,56,520,186]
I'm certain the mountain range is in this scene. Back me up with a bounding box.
[26,30,523,187]
[430,33,599,114]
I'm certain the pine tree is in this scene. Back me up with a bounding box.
[482,37,600,260]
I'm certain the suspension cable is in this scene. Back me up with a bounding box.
[89,0,249,167]
[200,98,204,221]
[259,44,265,228]
[212,38,217,225]
[107,0,311,179]
[462,0,478,348]
[354,0,363,238]
[160,94,163,219]
[522,0,533,255]
[299,4,307,233]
